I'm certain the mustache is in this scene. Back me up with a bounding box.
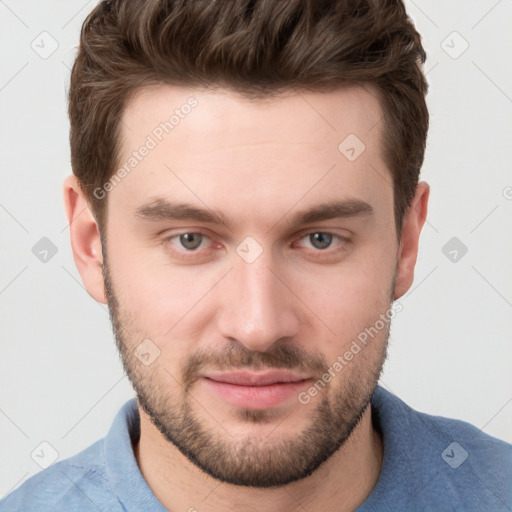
[181,342,329,391]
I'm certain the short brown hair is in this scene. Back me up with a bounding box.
[68,0,428,237]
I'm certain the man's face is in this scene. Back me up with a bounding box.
[102,85,398,487]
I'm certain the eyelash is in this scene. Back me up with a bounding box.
[162,230,349,260]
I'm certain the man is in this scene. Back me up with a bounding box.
[1,0,510,511]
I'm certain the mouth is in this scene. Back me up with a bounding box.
[200,370,312,410]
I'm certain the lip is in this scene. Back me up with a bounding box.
[200,370,312,410]
[203,370,310,386]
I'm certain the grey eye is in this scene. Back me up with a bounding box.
[309,232,332,249]
[179,233,203,250]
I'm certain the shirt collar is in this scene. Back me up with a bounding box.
[104,399,169,511]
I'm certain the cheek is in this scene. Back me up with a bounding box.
[108,240,219,346]
[288,250,395,368]
[294,249,394,323]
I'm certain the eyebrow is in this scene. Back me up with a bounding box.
[134,196,374,230]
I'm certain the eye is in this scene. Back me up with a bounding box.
[296,231,347,251]
[162,230,348,262]
[167,232,210,251]
[308,232,333,249]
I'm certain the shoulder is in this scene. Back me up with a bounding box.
[412,407,512,510]
[0,440,122,512]
[369,386,512,511]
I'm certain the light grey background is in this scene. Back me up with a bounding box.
[1,0,511,498]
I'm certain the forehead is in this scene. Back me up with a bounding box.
[109,84,392,231]
[122,83,384,148]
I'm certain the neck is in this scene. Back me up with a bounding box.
[134,405,383,512]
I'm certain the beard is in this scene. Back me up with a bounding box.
[102,252,390,488]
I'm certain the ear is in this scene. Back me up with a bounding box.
[393,181,430,300]
[63,175,107,304]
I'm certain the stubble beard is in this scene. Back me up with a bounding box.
[102,255,390,488]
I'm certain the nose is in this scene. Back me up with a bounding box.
[217,249,300,352]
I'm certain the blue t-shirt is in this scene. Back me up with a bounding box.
[1,386,511,511]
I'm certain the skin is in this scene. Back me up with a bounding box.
[64,84,429,512]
